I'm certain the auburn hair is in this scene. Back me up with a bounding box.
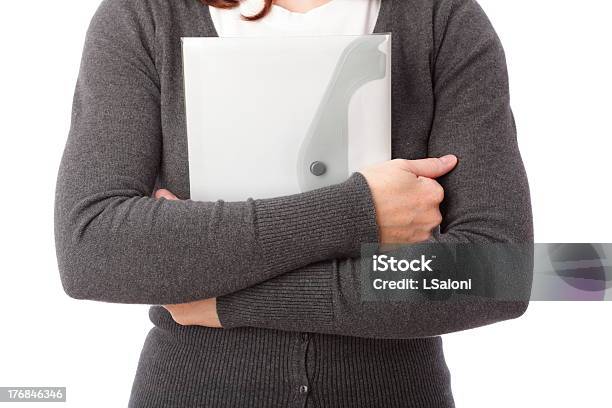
[202,0,274,21]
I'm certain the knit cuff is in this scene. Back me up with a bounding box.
[254,172,378,274]
[217,262,334,330]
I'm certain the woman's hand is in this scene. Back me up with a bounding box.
[154,189,222,328]
[359,155,458,244]
[163,298,222,328]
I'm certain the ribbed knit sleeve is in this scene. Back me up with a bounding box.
[218,262,335,331]
[54,0,378,305]
[217,0,534,339]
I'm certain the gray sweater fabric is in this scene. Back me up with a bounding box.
[54,0,533,406]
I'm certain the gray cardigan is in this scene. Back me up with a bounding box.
[54,0,532,406]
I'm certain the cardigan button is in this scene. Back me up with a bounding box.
[310,161,327,176]
[299,385,309,394]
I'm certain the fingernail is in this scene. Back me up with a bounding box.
[440,155,456,164]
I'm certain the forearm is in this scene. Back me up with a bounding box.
[217,234,532,339]
[55,171,377,305]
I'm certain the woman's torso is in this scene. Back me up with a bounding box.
[129,1,451,407]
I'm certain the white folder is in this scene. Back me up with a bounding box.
[182,34,392,201]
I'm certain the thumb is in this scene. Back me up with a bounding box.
[400,155,457,178]
[154,189,179,201]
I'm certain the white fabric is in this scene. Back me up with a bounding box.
[209,0,382,37]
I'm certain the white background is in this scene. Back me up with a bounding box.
[0,1,611,407]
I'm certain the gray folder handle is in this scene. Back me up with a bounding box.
[297,36,388,192]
